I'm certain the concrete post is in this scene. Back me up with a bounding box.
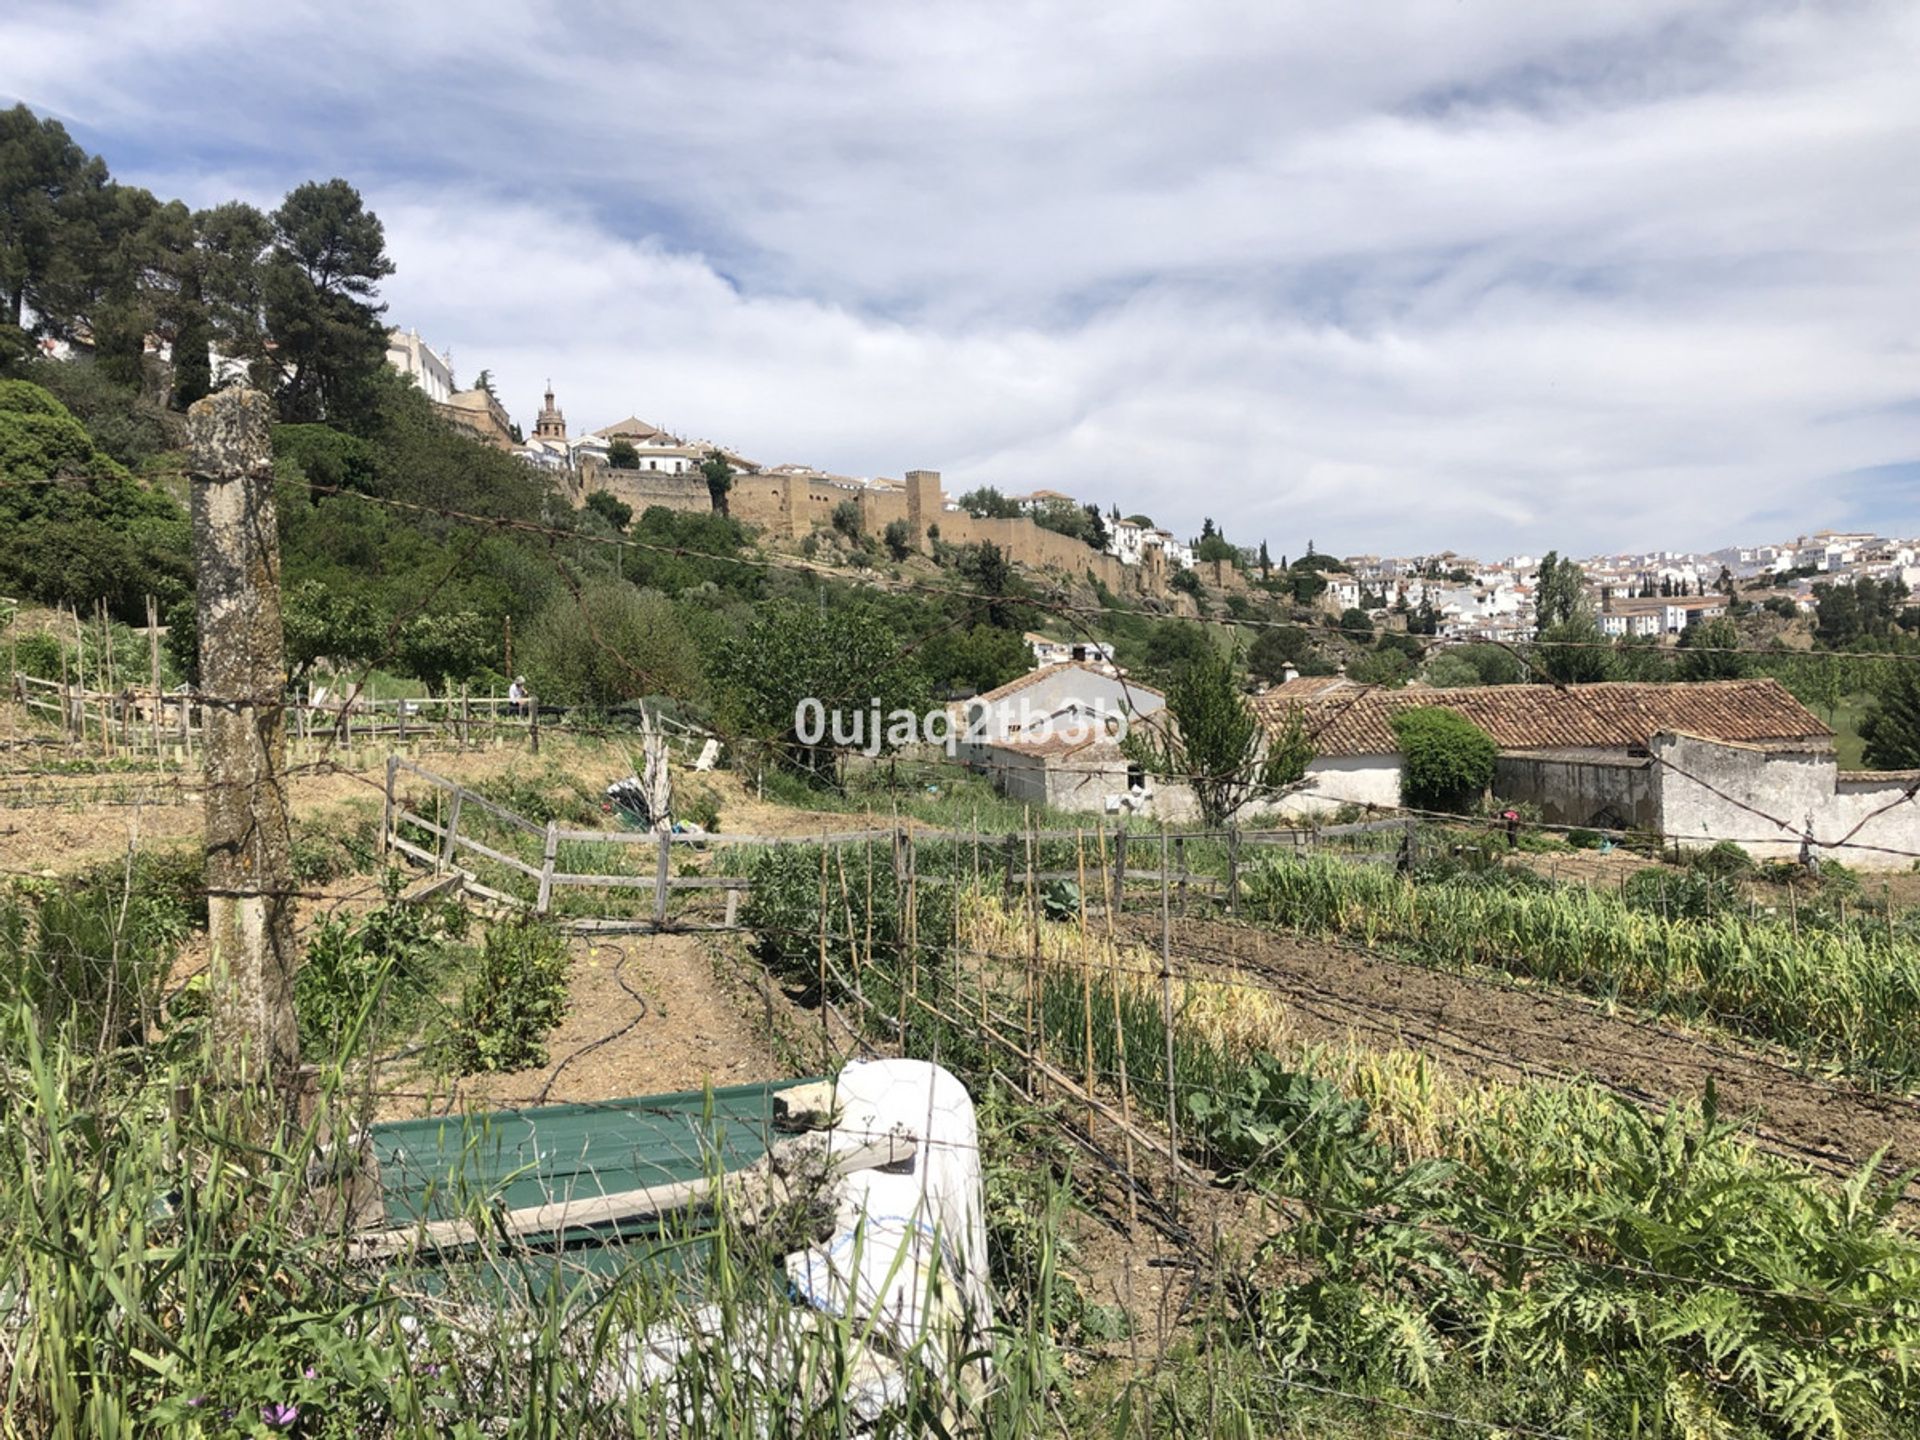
[189,388,300,1087]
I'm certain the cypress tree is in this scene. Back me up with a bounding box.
[172,305,212,408]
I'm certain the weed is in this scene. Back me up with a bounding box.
[446,921,571,1074]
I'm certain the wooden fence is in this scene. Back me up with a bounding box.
[381,757,1417,934]
[11,671,541,762]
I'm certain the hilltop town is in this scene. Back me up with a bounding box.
[10,68,1920,1440]
[388,325,1920,649]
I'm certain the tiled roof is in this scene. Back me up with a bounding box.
[1255,678,1831,758]
[1259,675,1364,703]
[969,662,1163,708]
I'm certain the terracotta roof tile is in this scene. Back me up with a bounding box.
[1255,679,1831,758]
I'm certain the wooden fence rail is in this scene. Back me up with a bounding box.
[381,758,1416,934]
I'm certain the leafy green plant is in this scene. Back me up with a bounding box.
[679,781,722,832]
[294,885,464,1057]
[0,859,190,1046]
[1688,839,1755,878]
[1390,707,1495,813]
[1622,866,1732,920]
[446,921,570,1074]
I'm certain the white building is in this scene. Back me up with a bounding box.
[1106,519,1151,566]
[1023,634,1116,671]
[1325,577,1362,611]
[592,417,701,474]
[1254,677,1834,831]
[386,328,454,404]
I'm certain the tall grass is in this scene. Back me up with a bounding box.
[0,1017,1089,1437]
[1247,853,1920,1086]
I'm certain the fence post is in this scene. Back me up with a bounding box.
[1159,822,1177,1221]
[1076,830,1095,1133]
[904,827,918,1013]
[439,786,464,872]
[1025,816,1039,1092]
[188,387,299,1089]
[1227,826,1241,917]
[653,828,671,926]
[530,693,541,755]
[537,819,559,915]
[146,594,162,759]
[381,755,398,859]
[1112,827,1128,915]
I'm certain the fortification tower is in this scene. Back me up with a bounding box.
[905,469,943,552]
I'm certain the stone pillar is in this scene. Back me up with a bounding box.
[189,388,299,1087]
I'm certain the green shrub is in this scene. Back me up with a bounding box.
[679,782,722,832]
[1687,839,1754,878]
[447,922,570,1074]
[12,629,66,681]
[1566,827,1602,850]
[1390,707,1495,813]
[294,884,465,1056]
[1622,867,1731,921]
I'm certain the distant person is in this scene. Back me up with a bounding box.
[1502,808,1521,849]
[508,675,528,718]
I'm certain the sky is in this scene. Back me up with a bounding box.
[4,0,1919,559]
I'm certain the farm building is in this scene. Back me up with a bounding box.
[953,662,1183,816]
[1254,677,1920,865]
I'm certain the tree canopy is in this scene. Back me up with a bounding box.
[1392,707,1496,813]
[1862,664,1920,770]
[1126,646,1312,826]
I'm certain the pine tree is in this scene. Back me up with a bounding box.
[1862,664,1920,769]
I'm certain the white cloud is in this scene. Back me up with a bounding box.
[3,0,1918,556]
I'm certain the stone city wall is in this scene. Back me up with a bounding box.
[579,465,1168,599]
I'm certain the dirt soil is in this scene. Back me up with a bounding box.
[1126,914,1920,1187]
[374,932,811,1120]
[0,744,539,878]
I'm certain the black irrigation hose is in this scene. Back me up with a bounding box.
[532,941,651,1105]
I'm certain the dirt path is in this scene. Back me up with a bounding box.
[1130,914,1920,1186]
[377,932,807,1119]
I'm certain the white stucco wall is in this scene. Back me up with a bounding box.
[1274,755,1403,817]
[1651,733,1920,868]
